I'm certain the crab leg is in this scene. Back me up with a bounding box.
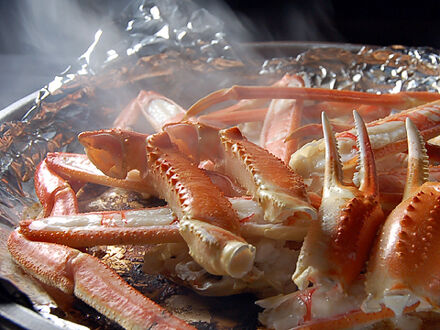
[286,121,353,141]
[35,158,79,217]
[19,197,310,247]
[114,90,186,131]
[8,231,194,330]
[185,86,440,118]
[290,100,440,192]
[161,122,317,230]
[363,118,440,316]
[18,207,182,247]
[81,128,256,278]
[198,107,268,128]
[197,73,299,127]
[219,127,316,229]
[293,111,384,290]
[302,102,392,122]
[260,75,305,163]
[145,132,255,278]
[45,152,154,194]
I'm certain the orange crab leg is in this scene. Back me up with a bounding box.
[35,158,79,217]
[368,102,440,162]
[286,121,353,141]
[302,102,392,122]
[46,152,154,194]
[363,118,440,314]
[220,127,316,228]
[146,131,241,233]
[293,111,384,290]
[290,100,440,191]
[198,107,267,127]
[19,195,309,248]
[295,303,418,330]
[18,207,183,247]
[197,73,303,128]
[260,75,305,163]
[8,231,194,330]
[185,86,440,118]
[139,131,255,278]
[114,90,186,131]
[199,73,296,116]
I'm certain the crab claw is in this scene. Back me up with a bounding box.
[293,111,384,290]
[363,118,440,316]
[78,129,148,179]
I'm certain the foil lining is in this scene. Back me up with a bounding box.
[1,0,440,328]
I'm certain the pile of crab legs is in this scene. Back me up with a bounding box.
[7,73,440,329]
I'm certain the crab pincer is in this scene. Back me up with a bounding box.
[363,117,440,316]
[259,116,440,329]
[293,111,384,290]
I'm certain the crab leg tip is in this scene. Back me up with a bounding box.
[403,117,429,199]
[322,111,343,189]
[353,109,378,195]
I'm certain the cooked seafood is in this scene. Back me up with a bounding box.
[7,79,440,329]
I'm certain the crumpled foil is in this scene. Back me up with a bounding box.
[1,0,440,328]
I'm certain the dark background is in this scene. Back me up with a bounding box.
[0,0,439,110]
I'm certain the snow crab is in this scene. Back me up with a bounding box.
[7,76,440,329]
[258,116,440,329]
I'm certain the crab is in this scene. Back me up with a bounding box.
[258,115,440,329]
[7,77,440,329]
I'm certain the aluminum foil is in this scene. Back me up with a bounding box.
[2,0,440,328]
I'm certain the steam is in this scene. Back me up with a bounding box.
[15,0,124,60]
[0,0,345,113]
[3,0,343,75]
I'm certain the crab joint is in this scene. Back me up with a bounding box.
[178,219,256,279]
